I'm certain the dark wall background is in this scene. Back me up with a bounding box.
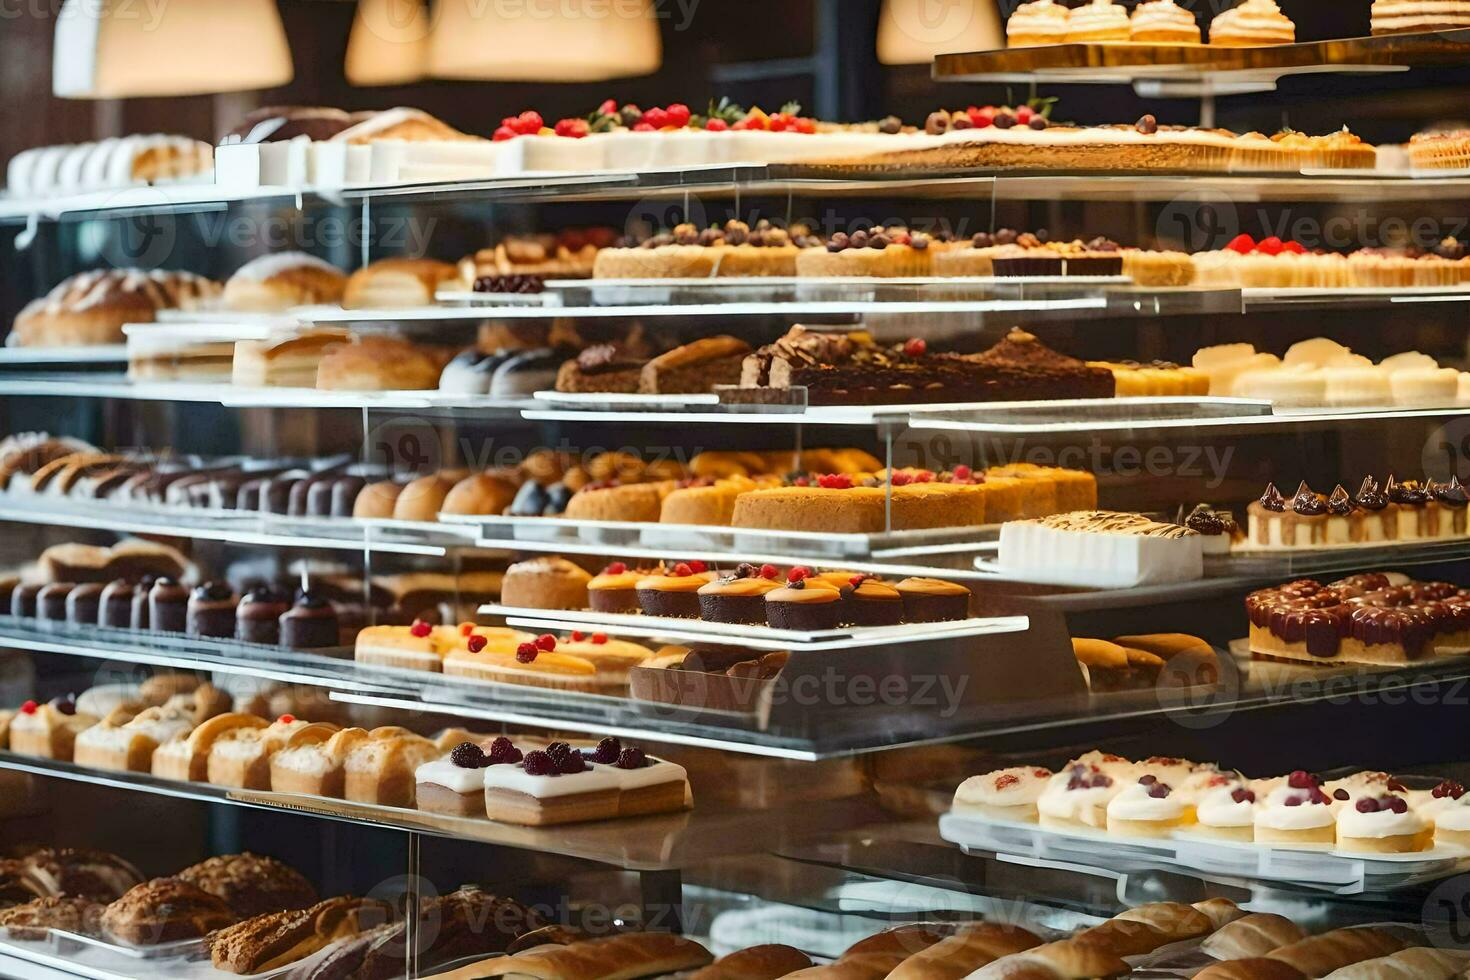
[3,0,1468,167]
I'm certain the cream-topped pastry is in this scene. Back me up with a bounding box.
[1067,0,1130,41]
[953,767,1054,822]
[416,736,527,817]
[1066,750,1135,781]
[1106,778,1193,838]
[1432,792,1470,848]
[1209,0,1296,45]
[1037,764,1121,831]
[1007,0,1069,46]
[1336,794,1432,853]
[269,724,366,797]
[73,706,194,773]
[1130,0,1202,42]
[482,738,690,826]
[1133,756,1199,788]
[1193,782,1258,841]
[1177,766,1241,803]
[1322,771,1404,808]
[205,715,309,790]
[1410,779,1468,827]
[1254,773,1336,845]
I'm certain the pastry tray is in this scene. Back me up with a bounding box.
[938,811,1470,895]
[482,604,1027,651]
[44,928,206,960]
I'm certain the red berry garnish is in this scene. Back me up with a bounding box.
[591,632,608,644]
[546,741,572,759]
[599,98,618,115]
[759,564,778,579]
[516,110,544,134]
[632,122,656,132]
[278,714,295,724]
[486,736,515,763]
[459,622,475,636]
[1225,233,1255,254]
[571,630,586,642]
[554,118,590,138]
[788,567,810,583]
[666,103,691,128]
[536,634,556,652]
[1138,774,1158,785]
[1388,796,1409,814]
[1282,240,1306,254]
[1284,796,1303,807]
[1015,105,1035,124]
[522,750,555,776]
[1287,770,1315,789]
[903,337,927,357]
[492,126,518,141]
[592,737,622,764]
[557,751,587,774]
[1231,788,1255,804]
[793,476,809,487]
[796,117,817,135]
[705,118,729,132]
[1333,789,1350,801]
[688,559,707,574]
[953,464,972,480]
[1257,236,1285,256]
[849,575,865,587]
[604,561,627,575]
[642,107,670,129]
[19,700,36,715]
[410,620,432,638]
[996,773,1019,790]
[969,106,996,128]
[466,635,487,654]
[616,746,648,769]
[515,642,538,663]
[1147,782,1171,799]
[673,562,693,577]
[1356,797,1379,813]
[890,471,912,486]
[451,742,487,769]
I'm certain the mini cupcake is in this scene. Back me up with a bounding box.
[1067,0,1130,42]
[1106,777,1193,838]
[1209,0,1295,46]
[148,578,190,634]
[279,593,339,649]
[588,561,654,615]
[187,582,238,639]
[953,767,1054,822]
[65,583,104,625]
[1254,771,1335,846]
[635,561,714,619]
[698,563,781,625]
[1007,0,1069,47]
[895,577,971,622]
[1037,764,1120,831]
[1336,794,1432,853]
[98,580,135,628]
[236,588,290,645]
[840,575,903,626]
[764,570,842,632]
[1130,0,1202,43]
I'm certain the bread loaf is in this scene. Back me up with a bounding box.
[1267,928,1408,976]
[1202,913,1308,960]
[13,269,219,347]
[342,258,457,309]
[223,253,347,312]
[965,940,1129,978]
[1195,959,1307,980]
[468,932,712,980]
[687,944,811,980]
[316,336,443,391]
[1321,946,1470,979]
[887,923,1043,980]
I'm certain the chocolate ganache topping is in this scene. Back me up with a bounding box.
[1327,485,1357,516]
[1247,574,1470,660]
[1290,481,1327,516]
[1432,476,1470,508]
[1386,475,1428,506]
[1259,483,1287,512]
[1356,476,1388,511]
[1184,503,1233,536]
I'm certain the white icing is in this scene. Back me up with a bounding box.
[1131,0,1200,35]
[1067,751,1135,780]
[1068,0,1129,35]
[483,757,685,799]
[1434,795,1470,832]
[1255,785,1335,830]
[1211,0,1296,40]
[954,767,1053,808]
[1107,781,1187,822]
[1133,757,1199,787]
[1007,0,1070,39]
[1336,797,1426,839]
[416,758,493,794]
[1036,769,1122,821]
[1197,784,1256,827]
[75,684,140,718]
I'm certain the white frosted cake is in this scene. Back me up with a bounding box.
[997,511,1204,588]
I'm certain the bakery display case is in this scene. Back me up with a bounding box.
[11,3,1470,977]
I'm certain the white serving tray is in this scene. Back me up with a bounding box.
[482,604,1025,652]
[939,811,1470,894]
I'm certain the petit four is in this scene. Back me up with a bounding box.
[635,562,715,618]
[482,738,690,826]
[1106,778,1193,838]
[1192,780,1258,842]
[764,571,842,631]
[417,737,525,816]
[1335,793,1432,853]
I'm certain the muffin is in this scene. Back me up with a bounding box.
[636,562,715,618]
[896,577,972,622]
[841,576,903,626]
[697,564,782,625]
[765,571,842,631]
[586,561,655,614]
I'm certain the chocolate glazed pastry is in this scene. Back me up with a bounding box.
[237,588,291,645]
[279,593,339,649]
[10,583,42,618]
[65,583,105,625]
[148,578,190,633]
[187,581,238,639]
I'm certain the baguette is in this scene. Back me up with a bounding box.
[1196,960,1307,980]
[1192,898,1247,931]
[1202,913,1308,960]
[1072,918,1171,957]
[687,944,811,980]
[1267,928,1408,977]
[888,923,1043,980]
[1113,902,1213,943]
[469,932,712,980]
[965,940,1129,979]
[1321,946,1470,979]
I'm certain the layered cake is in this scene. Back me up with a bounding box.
[1006,0,1069,46]
[1209,0,1296,44]
[1246,572,1470,664]
[740,326,1114,406]
[593,221,806,278]
[481,738,689,825]
[1371,0,1470,34]
[1245,477,1470,549]
[997,511,1205,588]
[794,225,946,277]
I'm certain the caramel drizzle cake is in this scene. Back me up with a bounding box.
[1246,572,1470,664]
[1371,0,1470,34]
[1246,477,1470,550]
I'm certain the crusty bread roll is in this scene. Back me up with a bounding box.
[469,932,712,980]
[316,335,442,391]
[687,944,811,980]
[1114,902,1214,943]
[1267,928,1408,977]
[1196,960,1307,980]
[966,940,1129,979]
[353,480,403,519]
[392,473,459,522]
[342,258,458,309]
[888,923,1042,980]
[222,253,347,312]
[1321,946,1470,979]
[441,472,519,516]
[13,269,219,347]
[1202,913,1308,960]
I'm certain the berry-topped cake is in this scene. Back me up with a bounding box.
[416,736,525,817]
[1245,476,1470,550]
[1254,772,1335,845]
[593,220,809,278]
[794,224,951,277]
[481,737,690,825]
[697,563,783,624]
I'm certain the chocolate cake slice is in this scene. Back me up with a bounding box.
[554,343,645,393]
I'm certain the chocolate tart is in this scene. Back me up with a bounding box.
[236,588,290,645]
[36,583,75,624]
[65,583,105,625]
[279,593,339,649]
[148,578,190,633]
[765,582,842,631]
[186,582,237,639]
[97,580,135,628]
[635,572,711,619]
[895,577,971,622]
[697,574,780,625]
[841,578,903,626]
[10,584,42,618]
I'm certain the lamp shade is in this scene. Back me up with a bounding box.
[877,0,1002,64]
[428,0,661,81]
[53,0,293,98]
[347,0,431,86]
